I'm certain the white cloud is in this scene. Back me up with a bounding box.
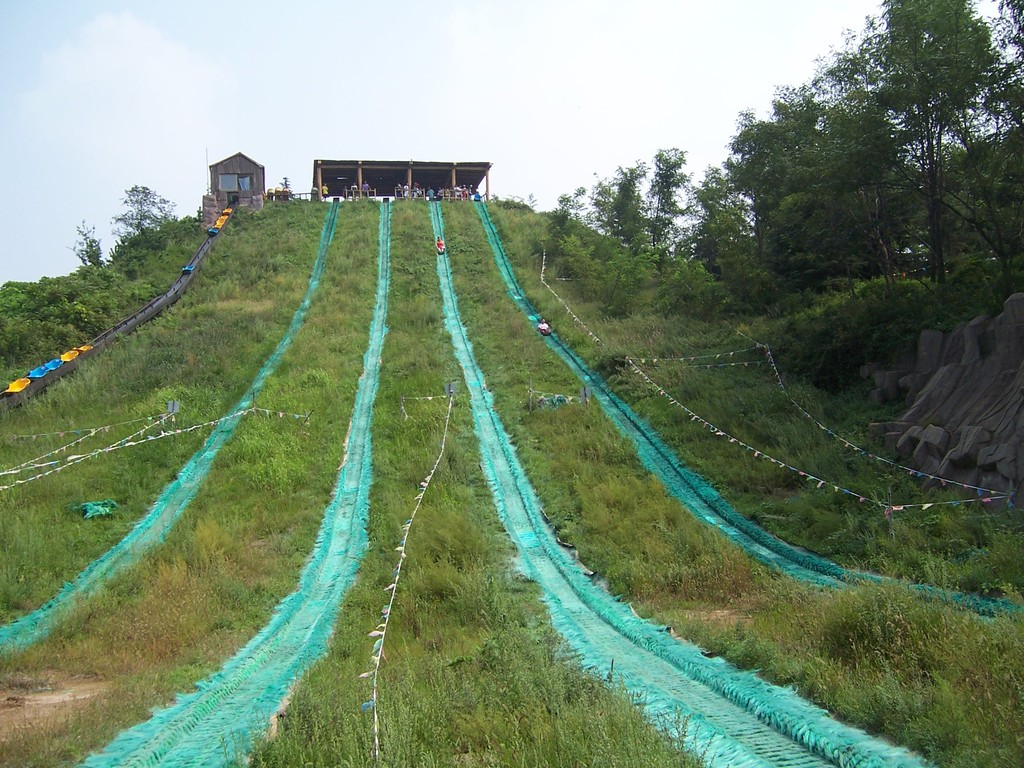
[3,11,225,282]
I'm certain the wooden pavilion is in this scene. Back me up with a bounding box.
[312,159,491,200]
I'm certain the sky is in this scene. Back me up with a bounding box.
[0,0,925,284]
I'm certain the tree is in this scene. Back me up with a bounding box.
[552,187,589,237]
[994,0,1024,69]
[71,221,104,267]
[873,0,997,283]
[590,162,649,252]
[687,167,748,276]
[813,42,915,286]
[646,148,690,257]
[945,117,1024,298]
[728,88,841,289]
[111,185,176,242]
[940,0,1024,298]
[728,106,796,268]
[685,166,773,308]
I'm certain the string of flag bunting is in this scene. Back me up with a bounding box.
[531,264,1010,516]
[1,412,170,477]
[0,414,174,492]
[360,392,456,766]
[631,346,762,365]
[251,406,312,422]
[6,413,167,442]
[732,330,1010,502]
[540,250,602,344]
[632,351,766,370]
[0,405,312,493]
[625,357,1010,513]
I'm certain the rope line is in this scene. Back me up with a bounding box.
[0,406,312,493]
[734,330,1011,502]
[362,394,455,766]
[653,359,765,370]
[1,413,168,476]
[539,246,1008,509]
[631,346,761,363]
[251,406,312,421]
[546,283,1006,503]
[540,250,602,344]
[0,415,174,492]
[6,413,167,441]
[626,357,1009,511]
[399,393,453,420]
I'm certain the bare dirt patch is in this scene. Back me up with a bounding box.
[0,674,108,741]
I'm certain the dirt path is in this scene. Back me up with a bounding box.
[0,675,107,741]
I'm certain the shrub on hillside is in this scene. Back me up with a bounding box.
[0,216,204,379]
[773,279,984,391]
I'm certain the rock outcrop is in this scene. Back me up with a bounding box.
[866,292,1024,499]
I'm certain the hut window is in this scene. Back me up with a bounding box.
[219,173,238,191]
[238,175,252,192]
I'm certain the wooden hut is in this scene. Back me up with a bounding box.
[202,152,265,226]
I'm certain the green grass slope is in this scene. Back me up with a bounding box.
[3,198,1022,767]
[0,202,375,764]
[0,201,696,768]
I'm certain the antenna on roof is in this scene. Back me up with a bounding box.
[205,147,210,194]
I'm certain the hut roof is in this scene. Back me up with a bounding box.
[313,159,490,194]
[212,152,264,170]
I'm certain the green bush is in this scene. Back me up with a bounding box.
[774,278,986,390]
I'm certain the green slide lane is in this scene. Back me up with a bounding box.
[79,202,390,767]
[431,202,929,768]
[0,202,342,653]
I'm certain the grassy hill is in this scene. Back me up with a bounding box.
[0,199,1021,768]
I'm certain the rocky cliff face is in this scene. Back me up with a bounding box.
[866,293,1024,499]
